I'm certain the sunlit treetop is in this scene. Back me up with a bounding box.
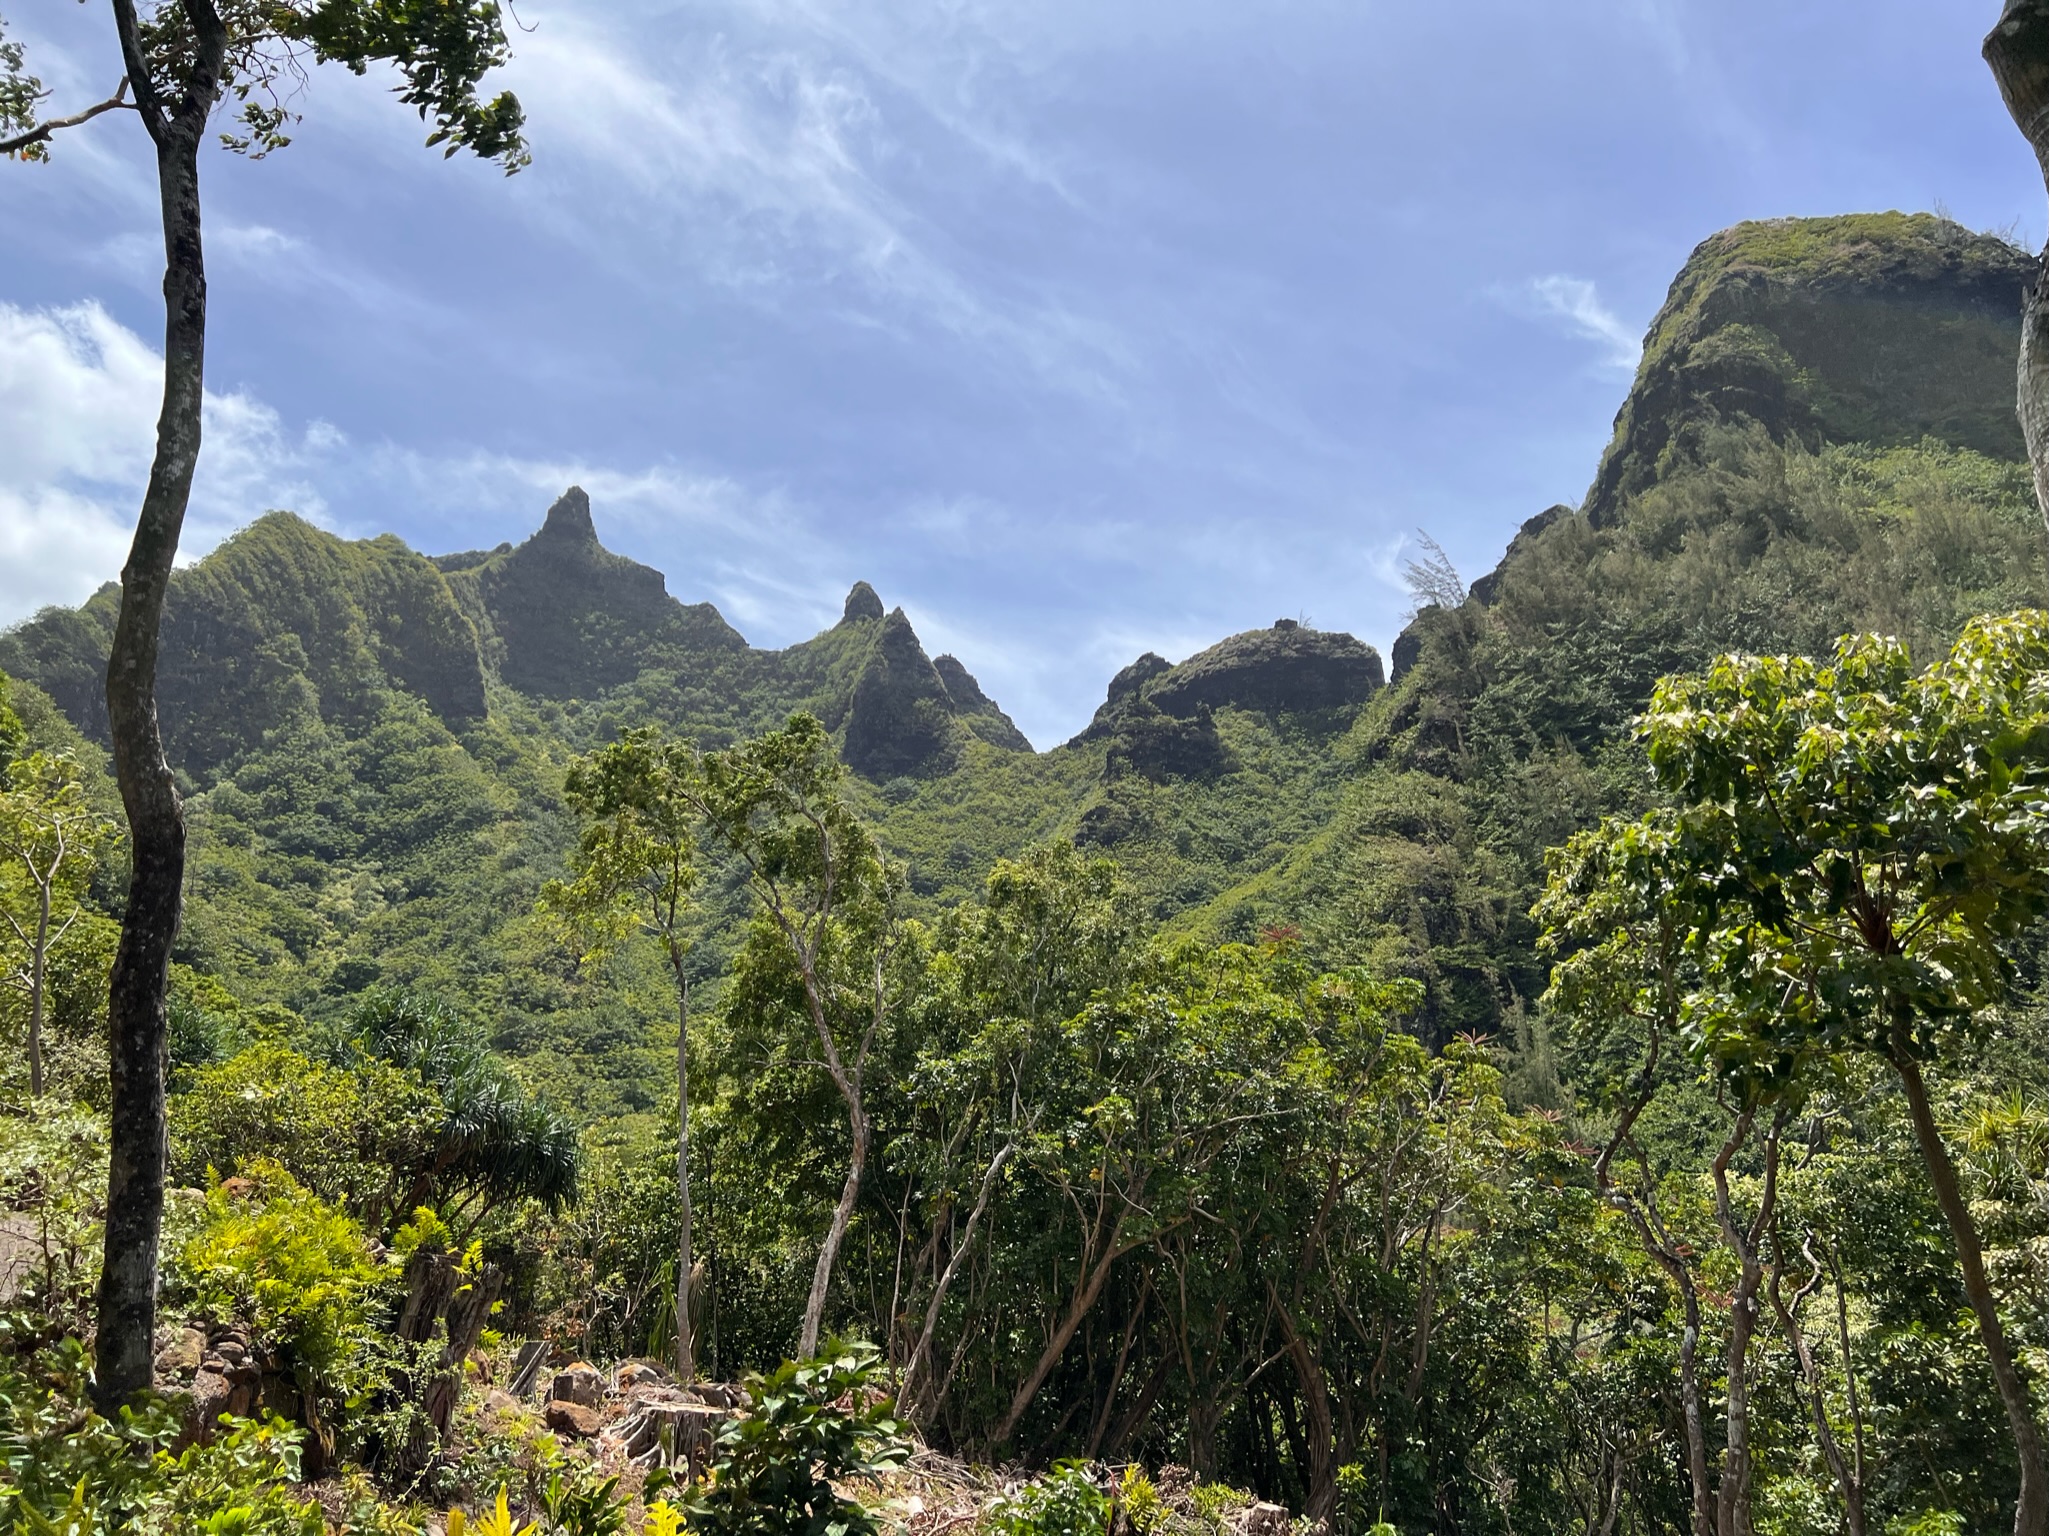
[1,0,526,169]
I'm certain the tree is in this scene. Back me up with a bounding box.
[1633,614,2049,1536]
[1537,813,1809,1536]
[0,753,115,1097]
[543,727,705,1382]
[338,990,579,1231]
[3,0,528,1406]
[1985,2,2049,541]
[697,714,906,1359]
[1401,532,1466,615]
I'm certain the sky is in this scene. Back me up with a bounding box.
[0,0,2039,747]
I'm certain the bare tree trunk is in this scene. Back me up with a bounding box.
[674,961,695,1383]
[902,1136,1015,1417]
[1709,1108,1783,1536]
[1768,1231,1866,1536]
[1892,1042,2047,1536]
[800,1089,865,1358]
[1987,1,2049,548]
[94,0,225,1411]
[994,1207,1133,1447]
[28,889,48,1097]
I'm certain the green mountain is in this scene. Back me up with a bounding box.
[4,210,2040,1119]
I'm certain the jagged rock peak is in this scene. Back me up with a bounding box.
[934,655,1031,752]
[536,486,597,544]
[1467,505,1574,607]
[1107,653,1172,709]
[843,606,955,779]
[933,655,992,711]
[842,582,886,624]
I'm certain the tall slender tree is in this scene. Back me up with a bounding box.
[2,0,528,1405]
[544,729,704,1382]
[697,714,906,1358]
[0,753,115,1098]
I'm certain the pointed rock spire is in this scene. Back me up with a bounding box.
[841,581,885,624]
[536,486,598,544]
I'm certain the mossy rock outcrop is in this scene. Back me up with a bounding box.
[1151,621,1384,717]
[1585,213,2033,524]
[449,488,746,699]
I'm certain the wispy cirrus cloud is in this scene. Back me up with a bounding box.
[1526,275,1643,370]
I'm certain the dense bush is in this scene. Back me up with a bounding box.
[0,1337,321,1535]
[170,1162,389,1404]
[983,1463,1112,1536]
[685,1343,909,1536]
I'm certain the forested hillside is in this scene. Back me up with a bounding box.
[5,211,2037,1115]
[8,211,2049,1536]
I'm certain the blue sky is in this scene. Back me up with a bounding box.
[0,0,2037,745]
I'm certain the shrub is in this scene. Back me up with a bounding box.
[0,1101,107,1333]
[171,1161,389,1390]
[982,1462,1111,1536]
[686,1341,910,1536]
[0,1337,321,1534]
[170,1044,441,1225]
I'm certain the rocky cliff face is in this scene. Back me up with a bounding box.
[0,490,1034,783]
[449,487,747,700]
[1076,621,1384,782]
[843,608,963,779]
[1583,213,2032,525]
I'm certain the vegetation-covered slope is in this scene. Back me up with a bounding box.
[10,211,2049,1536]
[1,211,2037,1114]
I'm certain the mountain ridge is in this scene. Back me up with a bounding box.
[1,208,2038,1116]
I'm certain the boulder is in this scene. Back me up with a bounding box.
[154,1326,206,1381]
[187,1365,241,1438]
[544,1399,603,1439]
[550,1364,603,1408]
[1236,1502,1292,1536]
[616,1360,669,1392]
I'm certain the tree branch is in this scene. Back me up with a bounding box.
[0,79,132,157]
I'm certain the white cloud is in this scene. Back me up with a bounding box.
[0,301,333,620]
[1528,275,1642,370]
[485,10,1132,402]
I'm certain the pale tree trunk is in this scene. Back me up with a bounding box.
[1592,1045,1715,1536]
[1768,1230,1867,1536]
[800,1094,864,1358]
[674,957,695,1383]
[1987,1,2049,548]
[29,887,48,1097]
[94,0,226,1411]
[994,1203,1137,1448]
[901,1135,1015,1418]
[795,944,886,1359]
[1709,1108,1786,1536]
[1891,1040,2047,1536]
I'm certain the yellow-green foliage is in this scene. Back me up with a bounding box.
[174,1161,386,1380]
[0,1100,107,1327]
[0,1338,323,1535]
